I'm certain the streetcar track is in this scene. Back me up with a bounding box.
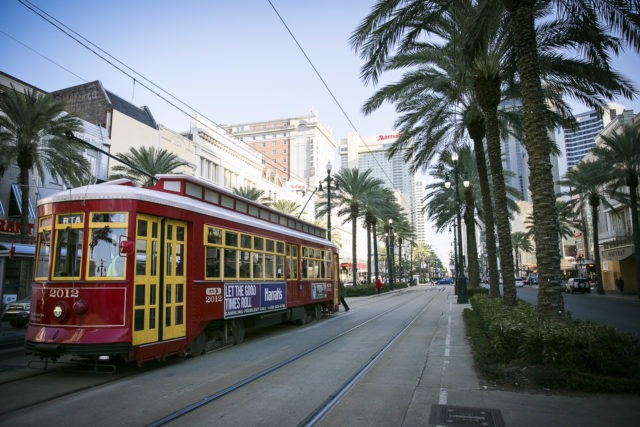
[149,287,445,426]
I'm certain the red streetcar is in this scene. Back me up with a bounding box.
[25,175,339,365]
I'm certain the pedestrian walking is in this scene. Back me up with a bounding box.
[339,281,350,311]
[375,276,383,294]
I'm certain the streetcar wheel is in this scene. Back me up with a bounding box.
[189,332,207,357]
[232,318,245,345]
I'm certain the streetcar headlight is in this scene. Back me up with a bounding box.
[53,305,64,318]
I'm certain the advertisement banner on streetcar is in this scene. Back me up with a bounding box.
[224,282,286,318]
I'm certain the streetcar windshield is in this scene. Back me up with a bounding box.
[88,212,128,279]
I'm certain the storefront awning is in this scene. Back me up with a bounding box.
[10,183,36,220]
[0,242,35,258]
[340,262,367,269]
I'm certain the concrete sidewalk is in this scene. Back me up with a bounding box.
[415,291,640,427]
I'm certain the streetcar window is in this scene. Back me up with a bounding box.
[221,195,234,209]
[276,241,284,254]
[286,244,298,280]
[225,231,238,247]
[239,250,251,279]
[88,226,127,278]
[175,242,184,276]
[253,236,263,251]
[53,226,84,279]
[241,234,252,249]
[252,253,263,279]
[265,239,274,252]
[136,240,147,275]
[176,305,184,325]
[137,219,147,237]
[264,253,275,278]
[87,212,128,279]
[223,249,237,278]
[52,227,81,277]
[204,189,219,204]
[207,227,223,244]
[205,247,221,278]
[35,216,52,279]
[275,255,284,279]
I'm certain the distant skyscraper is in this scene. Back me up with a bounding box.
[499,99,562,201]
[340,132,416,237]
[563,103,625,170]
[224,113,337,191]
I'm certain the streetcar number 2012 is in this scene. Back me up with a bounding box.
[49,288,79,298]
[206,295,222,303]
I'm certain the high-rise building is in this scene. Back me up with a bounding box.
[340,131,416,235]
[563,103,626,170]
[224,113,337,192]
[499,99,562,201]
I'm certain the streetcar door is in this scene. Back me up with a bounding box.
[162,219,187,340]
[132,215,161,345]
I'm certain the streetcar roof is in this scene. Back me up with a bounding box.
[39,180,336,248]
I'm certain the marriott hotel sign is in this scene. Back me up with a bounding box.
[602,245,634,261]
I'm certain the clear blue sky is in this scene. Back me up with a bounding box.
[2,0,639,265]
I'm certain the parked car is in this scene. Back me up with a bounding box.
[564,278,591,294]
[1,297,30,328]
[435,278,454,285]
[515,278,524,287]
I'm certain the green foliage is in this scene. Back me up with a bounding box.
[341,281,408,297]
[465,294,640,393]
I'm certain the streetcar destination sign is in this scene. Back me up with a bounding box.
[224,282,286,318]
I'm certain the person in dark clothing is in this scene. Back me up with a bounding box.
[339,281,350,311]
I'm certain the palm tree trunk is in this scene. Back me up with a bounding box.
[351,214,358,285]
[475,78,517,306]
[18,168,31,299]
[472,135,501,297]
[373,220,379,281]
[590,199,605,295]
[366,220,372,284]
[629,182,640,298]
[504,0,564,318]
[464,188,480,288]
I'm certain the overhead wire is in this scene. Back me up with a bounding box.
[15,0,292,179]
[17,0,399,187]
[267,0,395,186]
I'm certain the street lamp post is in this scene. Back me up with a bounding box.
[450,151,468,303]
[388,219,394,290]
[326,161,332,241]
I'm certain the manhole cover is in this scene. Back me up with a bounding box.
[429,404,505,426]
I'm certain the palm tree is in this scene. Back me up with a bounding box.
[330,168,385,285]
[231,185,270,205]
[109,146,190,187]
[271,199,301,216]
[501,0,639,316]
[561,161,610,294]
[352,0,637,316]
[511,231,533,278]
[362,186,397,284]
[592,123,640,297]
[0,87,92,298]
[355,15,508,299]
